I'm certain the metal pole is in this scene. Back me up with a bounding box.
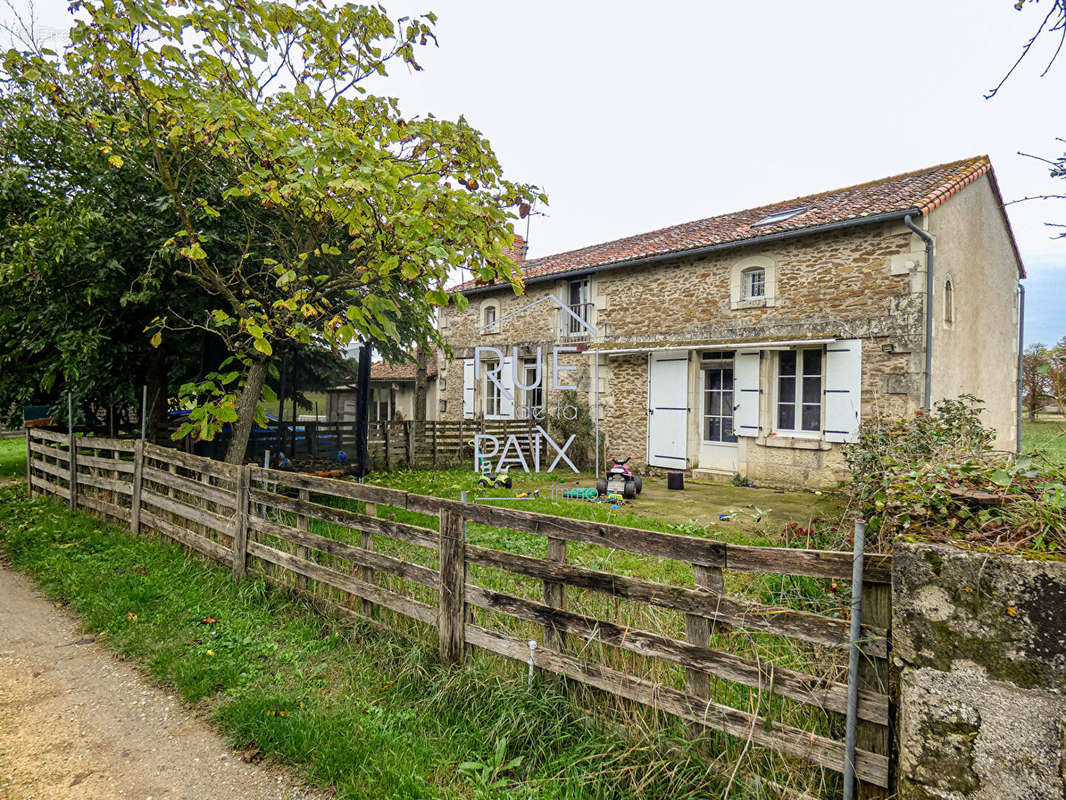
[594,352,600,481]
[67,392,76,511]
[141,384,148,441]
[842,519,866,800]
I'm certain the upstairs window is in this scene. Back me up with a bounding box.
[480,301,499,334]
[777,348,822,434]
[743,267,766,300]
[566,277,591,335]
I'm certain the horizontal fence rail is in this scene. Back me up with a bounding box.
[167,418,542,470]
[25,428,893,792]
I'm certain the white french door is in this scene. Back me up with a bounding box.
[647,351,689,469]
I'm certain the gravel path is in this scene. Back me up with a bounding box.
[0,564,328,800]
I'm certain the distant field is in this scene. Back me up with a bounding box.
[262,391,328,421]
[0,436,25,480]
[1022,417,1066,463]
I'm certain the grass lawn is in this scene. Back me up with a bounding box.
[0,485,784,800]
[1023,417,1066,464]
[0,436,26,481]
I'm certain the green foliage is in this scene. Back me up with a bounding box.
[0,486,778,799]
[3,0,543,460]
[457,737,524,796]
[0,437,24,480]
[844,396,1066,553]
[545,390,600,471]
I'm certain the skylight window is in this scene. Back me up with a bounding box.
[751,206,810,228]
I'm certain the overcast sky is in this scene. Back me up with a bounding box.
[10,0,1066,343]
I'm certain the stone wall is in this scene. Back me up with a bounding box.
[892,541,1066,799]
[436,185,1018,486]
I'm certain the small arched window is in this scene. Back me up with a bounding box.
[480,300,500,334]
[743,267,766,300]
[943,277,955,328]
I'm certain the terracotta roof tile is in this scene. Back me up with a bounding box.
[458,155,1022,290]
[368,360,438,382]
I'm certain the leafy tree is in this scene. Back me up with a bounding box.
[1042,336,1066,414]
[0,80,208,436]
[1022,343,1052,421]
[4,0,541,462]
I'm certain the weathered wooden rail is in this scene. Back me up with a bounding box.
[25,428,893,793]
[169,418,542,470]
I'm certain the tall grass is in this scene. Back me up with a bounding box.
[1,484,811,799]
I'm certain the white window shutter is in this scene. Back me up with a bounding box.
[498,356,515,419]
[734,350,761,437]
[462,358,475,419]
[824,339,862,443]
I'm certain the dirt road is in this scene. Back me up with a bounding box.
[0,565,326,800]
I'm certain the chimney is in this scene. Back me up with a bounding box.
[502,233,527,263]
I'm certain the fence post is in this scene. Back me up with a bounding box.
[457,419,464,461]
[295,488,310,591]
[67,428,77,512]
[231,464,251,580]
[130,440,144,535]
[543,537,567,652]
[438,507,466,667]
[310,421,320,460]
[685,564,726,745]
[24,428,32,497]
[384,422,391,470]
[432,421,438,467]
[857,579,891,799]
[405,420,414,467]
[360,502,377,617]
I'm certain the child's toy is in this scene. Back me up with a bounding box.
[333,450,348,465]
[274,452,292,471]
[562,487,598,500]
[475,453,513,489]
[596,456,642,499]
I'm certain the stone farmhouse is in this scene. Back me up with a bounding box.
[435,156,1025,487]
[326,360,439,423]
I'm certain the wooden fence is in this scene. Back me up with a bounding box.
[171,419,542,470]
[25,427,893,794]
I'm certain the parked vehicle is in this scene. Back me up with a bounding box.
[596,456,642,499]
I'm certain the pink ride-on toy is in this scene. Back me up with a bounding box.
[596,456,643,499]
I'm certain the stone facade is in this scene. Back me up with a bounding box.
[893,541,1066,800]
[437,176,1021,488]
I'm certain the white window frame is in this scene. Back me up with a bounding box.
[522,359,543,414]
[743,267,766,300]
[483,359,502,417]
[730,255,777,309]
[480,299,500,335]
[774,347,824,438]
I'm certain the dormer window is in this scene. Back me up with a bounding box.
[743,267,766,300]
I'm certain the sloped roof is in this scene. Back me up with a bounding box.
[327,359,438,392]
[459,155,1024,291]
[369,360,438,382]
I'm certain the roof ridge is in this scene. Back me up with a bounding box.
[456,155,1002,292]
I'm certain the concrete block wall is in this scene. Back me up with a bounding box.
[892,541,1066,799]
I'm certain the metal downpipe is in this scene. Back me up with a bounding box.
[904,214,935,411]
[842,520,866,800]
[1017,283,1025,453]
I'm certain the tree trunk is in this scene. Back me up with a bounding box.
[414,345,429,422]
[225,358,270,465]
[145,346,169,443]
